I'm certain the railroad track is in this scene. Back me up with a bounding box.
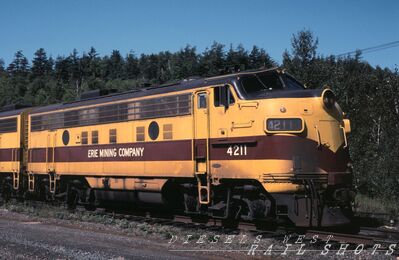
[2,199,398,254]
[306,229,398,246]
[94,207,399,255]
[97,207,399,248]
[355,211,398,226]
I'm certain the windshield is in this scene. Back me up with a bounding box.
[239,71,304,98]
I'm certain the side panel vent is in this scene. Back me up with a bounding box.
[163,124,173,140]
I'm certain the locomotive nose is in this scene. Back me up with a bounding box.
[261,89,351,173]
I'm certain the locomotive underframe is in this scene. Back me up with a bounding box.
[0,170,354,228]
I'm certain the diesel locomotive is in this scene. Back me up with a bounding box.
[0,67,354,227]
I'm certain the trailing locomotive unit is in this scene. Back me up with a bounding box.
[0,106,30,200]
[0,68,353,227]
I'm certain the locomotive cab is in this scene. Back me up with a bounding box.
[206,68,354,227]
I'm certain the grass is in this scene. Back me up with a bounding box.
[0,200,259,252]
[0,201,180,239]
[354,193,399,215]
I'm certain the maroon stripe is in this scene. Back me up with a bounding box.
[27,135,349,172]
[0,148,21,162]
[194,139,207,159]
[209,136,349,172]
[0,148,13,161]
[29,140,193,162]
[29,148,46,163]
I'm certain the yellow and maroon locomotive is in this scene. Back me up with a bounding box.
[0,68,354,227]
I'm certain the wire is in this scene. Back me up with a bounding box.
[335,40,399,58]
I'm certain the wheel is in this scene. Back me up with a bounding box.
[1,180,12,202]
[65,184,78,210]
[221,218,239,229]
[84,204,96,211]
[191,215,209,224]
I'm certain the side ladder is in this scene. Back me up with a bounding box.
[22,114,29,167]
[193,91,212,205]
[195,171,211,205]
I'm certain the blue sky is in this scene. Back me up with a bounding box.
[1,0,398,69]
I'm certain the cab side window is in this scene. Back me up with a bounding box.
[198,93,207,109]
[214,86,235,107]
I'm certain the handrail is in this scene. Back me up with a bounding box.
[314,125,321,148]
[340,125,348,148]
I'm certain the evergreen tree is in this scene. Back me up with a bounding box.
[54,55,72,83]
[125,52,140,79]
[6,50,30,99]
[291,29,318,64]
[156,51,173,83]
[80,47,104,90]
[226,44,249,70]
[7,50,29,77]
[199,41,226,76]
[31,48,52,79]
[249,45,276,69]
[283,29,319,87]
[0,59,4,74]
[69,49,83,96]
[170,45,199,79]
[139,54,159,83]
[105,50,124,80]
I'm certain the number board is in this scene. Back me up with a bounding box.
[265,118,304,133]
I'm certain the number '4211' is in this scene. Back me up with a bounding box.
[226,145,248,156]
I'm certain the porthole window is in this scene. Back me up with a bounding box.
[148,121,159,140]
[62,130,70,145]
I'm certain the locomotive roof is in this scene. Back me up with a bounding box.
[0,107,29,118]
[29,67,278,115]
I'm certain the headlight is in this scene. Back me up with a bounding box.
[322,89,336,109]
[265,118,304,133]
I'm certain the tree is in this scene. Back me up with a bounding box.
[125,52,140,79]
[6,50,30,98]
[80,47,101,79]
[69,49,83,96]
[226,44,249,70]
[31,48,52,79]
[0,59,4,73]
[199,41,226,76]
[105,50,124,80]
[138,53,159,83]
[7,50,29,78]
[290,29,318,64]
[170,45,199,80]
[249,45,276,69]
[282,29,319,87]
[80,47,104,90]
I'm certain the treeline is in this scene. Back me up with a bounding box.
[0,43,276,105]
[283,32,399,200]
[0,30,398,199]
